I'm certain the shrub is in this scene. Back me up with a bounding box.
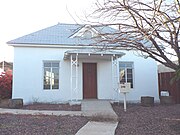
[0,70,12,99]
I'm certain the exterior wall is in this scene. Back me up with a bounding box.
[13,47,71,104]
[117,50,159,102]
[13,47,159,104]
[13,47,113,104]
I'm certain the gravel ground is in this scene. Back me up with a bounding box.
[22,103,81,111]
[0,114,88,135]
[112,103,180,135]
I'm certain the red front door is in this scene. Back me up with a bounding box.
[83,63,97,99]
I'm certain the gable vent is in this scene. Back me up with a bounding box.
[82,30,92,38]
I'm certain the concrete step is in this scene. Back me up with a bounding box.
[81,100,119,122]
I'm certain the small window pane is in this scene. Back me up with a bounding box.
[44,85,50,89]
[120,69,125,81]
[127,79,133,88]
[127,79,133,83]
[52,85,59,89]
[54,79,59,84]
[44,63,51,67]
[126,63,133,68]
[44,68,51,77]
[119,63,126,68]
[52,68,59,79]
[44,75,51,89]
[44,76,51,83]
[119,62,134,88]
[127,74,132,79]
[52,63,59,67]
[52,79,59,89]
[127,69,132,74]
[43,61,60,90]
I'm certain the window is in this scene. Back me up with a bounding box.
[119,62,134,88]
[43,61,60,90]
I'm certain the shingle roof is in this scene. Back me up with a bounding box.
[7,23,117,46]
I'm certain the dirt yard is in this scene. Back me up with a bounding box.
[112,103,180,135]
[0,102,180,135]
[0,114,88,135]
[0,103,85,135]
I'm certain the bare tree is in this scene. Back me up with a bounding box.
[88,0,180,72]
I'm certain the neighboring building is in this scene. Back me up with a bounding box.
[7,23,159,104]
[0,61,13,72]
[0,68,4,75]
[158,62,180,103]
[158,61,178,73]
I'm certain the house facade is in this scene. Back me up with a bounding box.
[8,23,159,104]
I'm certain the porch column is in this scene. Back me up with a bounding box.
[70,54,79,101]
[111,55,119,101]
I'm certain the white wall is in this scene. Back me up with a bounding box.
[13,47,159,104]
[13,47,113,104]
[117,50,159,102]
[13,47,71,104]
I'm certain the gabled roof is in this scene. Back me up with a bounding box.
[158,61,177,73]
[7,23,117,46]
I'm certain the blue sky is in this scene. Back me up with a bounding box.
[0,0,95,62]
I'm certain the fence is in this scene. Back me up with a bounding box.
[158,72,180,103]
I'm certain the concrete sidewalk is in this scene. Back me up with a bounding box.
[76,121,118,135]
[81,100,118,121]
[0,108,83,116]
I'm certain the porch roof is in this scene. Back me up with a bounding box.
[64,49,125,60]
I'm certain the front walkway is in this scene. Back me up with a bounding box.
[81,100,118,121]
[76,100,119,135]
[76,121,118,135]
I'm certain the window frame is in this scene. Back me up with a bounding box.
[43,61,60,90]
[119,62,134,89]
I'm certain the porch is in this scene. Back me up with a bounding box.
[64,49,125,101]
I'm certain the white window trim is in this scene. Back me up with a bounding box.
[42,60,60,91]
[119,61,134,89]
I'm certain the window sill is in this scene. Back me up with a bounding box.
[43,89,60,91]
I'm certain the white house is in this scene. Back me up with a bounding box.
[7,23,159,104]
